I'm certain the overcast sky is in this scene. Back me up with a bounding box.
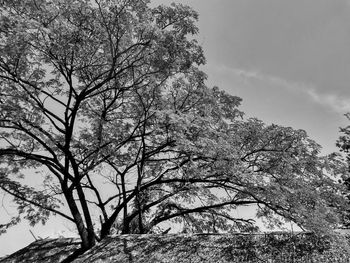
[2,0,350,257]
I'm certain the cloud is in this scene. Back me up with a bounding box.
[305,88,350,113]
[218,65,350,114]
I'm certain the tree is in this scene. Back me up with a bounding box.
[336,113,350,226]
[0,0,347,257]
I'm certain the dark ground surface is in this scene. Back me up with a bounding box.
[1,233,350,263]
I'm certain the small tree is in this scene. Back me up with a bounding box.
[336,113,350,226]
[0,0,347,256]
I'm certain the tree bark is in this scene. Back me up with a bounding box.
[75,183,96,247]
[63,188,95,249]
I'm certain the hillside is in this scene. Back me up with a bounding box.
[1,232,350,263]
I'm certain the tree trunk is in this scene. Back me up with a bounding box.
[63,189,95,249]
[75,183,96,247]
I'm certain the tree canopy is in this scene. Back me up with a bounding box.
[336,113,350,226]
[0,0,348,255]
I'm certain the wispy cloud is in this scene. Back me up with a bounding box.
[218,65,350,114]
[305,88,350,113]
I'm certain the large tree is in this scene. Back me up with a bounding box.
[0,0,347,256]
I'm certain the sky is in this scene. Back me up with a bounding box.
[2,0,350,257]
[158,0,350,154]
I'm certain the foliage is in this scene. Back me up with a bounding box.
[0,0,348,254]
[336,113,350,226]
